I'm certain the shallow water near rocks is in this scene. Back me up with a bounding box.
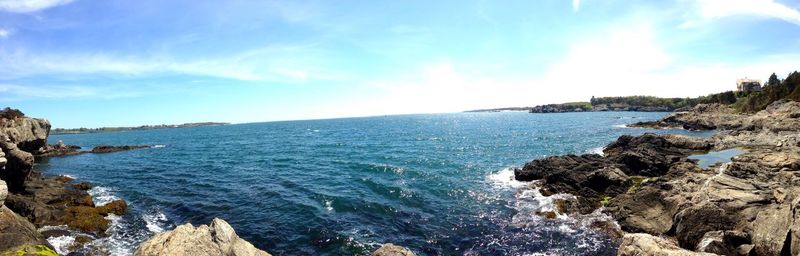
[38,112,712,255]
[688,148,745,169]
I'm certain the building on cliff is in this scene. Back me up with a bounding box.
[736,78,762,92]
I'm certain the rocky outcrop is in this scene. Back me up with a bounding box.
[515,100,800,255]
[90,145,151,154]
[134,218,271,256]
[372,243,416,256]
[5,172,126,234]
[514,133,711,214]
[35,140,82,157]
[0,116,50,152]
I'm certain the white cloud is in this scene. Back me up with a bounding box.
[325,23,798,116]
[683,0,800,27]
[0,0,73,13]
[0,46,346,83]
[573,0,581,12]
[0,28,11,38]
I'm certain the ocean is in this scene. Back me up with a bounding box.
[38,112,714,255]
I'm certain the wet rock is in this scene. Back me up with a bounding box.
[97,200,128,215]
[72,182,93,191]
[35,140,82,158]
[372,243,415,256]
[90,145,150,154]
[618,233,716,256]
[134,218,271,256]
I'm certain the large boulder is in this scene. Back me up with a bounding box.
[0,206,55,255]
[134,218,271,256]
[617,233,717,256]
[0,117,50,152]
[372,243,415,256]
[673,202,737,249]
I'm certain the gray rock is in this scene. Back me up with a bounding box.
[372,243,415,256]
[617,233,717,256]
[134,218,271,256]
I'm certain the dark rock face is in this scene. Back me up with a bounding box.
[90,145,150,153]
[0,139,35,192]
[514,133,710,214]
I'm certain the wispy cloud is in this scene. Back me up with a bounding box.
[0,0,74,13]
[682,0,800,28]
[0,28,11,38]
[0,84,101,100]
[0,45,347,83]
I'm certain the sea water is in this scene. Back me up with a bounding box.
[38,112,714,255]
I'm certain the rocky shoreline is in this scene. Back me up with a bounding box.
[514,99,800,255]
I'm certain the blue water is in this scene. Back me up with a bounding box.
[688,148,744,169]
[37,112,713,255]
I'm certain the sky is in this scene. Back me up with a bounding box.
[1,0,799,128]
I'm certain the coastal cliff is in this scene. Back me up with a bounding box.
[515,100,800,255]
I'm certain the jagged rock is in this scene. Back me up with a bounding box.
[0,206,54,254]
[372,243,415,256]
[90,145,150,154]
[617,233,717,256]
[134,218,271,256]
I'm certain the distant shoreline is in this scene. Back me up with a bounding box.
[51,122,230,135]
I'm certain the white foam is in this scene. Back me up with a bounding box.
[144,211,168,233]
[487,168,530,188]
[612,124,628,128]
[151,144,166,148]
[88,186,121,206]
[48,235,76,255]
[586,147,605,156]
[324,200,334,212]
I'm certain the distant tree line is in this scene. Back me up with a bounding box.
[588,70,800,113]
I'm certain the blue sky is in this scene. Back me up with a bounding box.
[1,0,799,128]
